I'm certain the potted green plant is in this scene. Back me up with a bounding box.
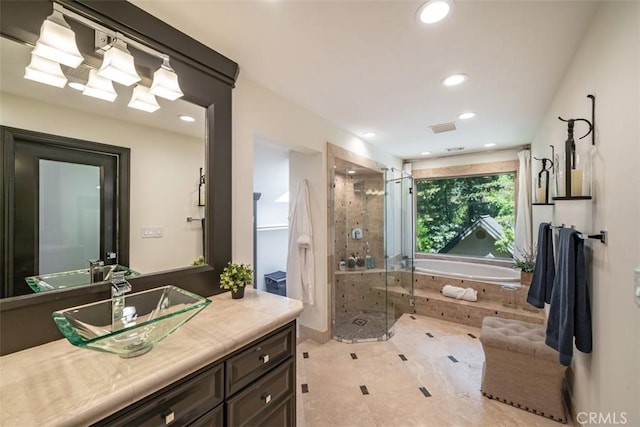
[513,246,536,285]
[220,262,253,299]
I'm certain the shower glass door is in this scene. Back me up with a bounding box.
[384,169,415,331]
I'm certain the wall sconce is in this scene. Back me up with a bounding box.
[24,3,184,113]
[554,95,595,200]
[533,149,554,204]
[198,167,206,206]
[128,85,160,112]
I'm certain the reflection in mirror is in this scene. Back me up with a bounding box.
[1,36,207,298]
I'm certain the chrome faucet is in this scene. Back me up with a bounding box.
[111,271,132,329]
[89,260,105,283]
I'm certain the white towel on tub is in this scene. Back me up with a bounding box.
[442,285,478,302]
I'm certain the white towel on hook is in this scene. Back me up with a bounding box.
[286,180,315,305]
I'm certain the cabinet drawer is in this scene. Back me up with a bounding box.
[189,404,223,427]
[95,362,223,427]
[226,325,294,395]
[226,358,294,427]
[252,395,294,427]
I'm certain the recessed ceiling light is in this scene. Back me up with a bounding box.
[417,0,454,24]
[484,143,497,148]
[421,151,431,155]
[442,73,468,87]
[362,131,376,138]
[458,112,476,120]
[347,170,356,174]
[179,115,196,122]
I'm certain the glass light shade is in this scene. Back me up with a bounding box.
[128,85,160,113]
[150,57,184,100]
[24,54,67,88]
[98,40,140,87]
[83,69,117,102]
[32,9,84,68]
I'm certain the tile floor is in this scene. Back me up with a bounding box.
[296,313,571,427]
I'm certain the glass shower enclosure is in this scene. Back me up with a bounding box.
[330,161,414,343]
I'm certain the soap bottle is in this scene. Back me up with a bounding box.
[365,241,375,269]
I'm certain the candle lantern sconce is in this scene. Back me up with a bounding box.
[198,167,206,206]
[533,154,554,204]
[553,94,595,200]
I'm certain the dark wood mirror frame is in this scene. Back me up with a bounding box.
[0,0,239,355]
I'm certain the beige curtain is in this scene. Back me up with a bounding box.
[514,150,532,258]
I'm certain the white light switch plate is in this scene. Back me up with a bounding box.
[141,226,163,238]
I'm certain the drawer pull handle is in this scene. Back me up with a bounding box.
[262,393,272,404]
[162,409,175,425]
[260,354,270,363]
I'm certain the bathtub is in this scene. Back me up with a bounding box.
[413,258,519,283]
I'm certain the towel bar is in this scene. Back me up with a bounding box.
[549,224,607,244]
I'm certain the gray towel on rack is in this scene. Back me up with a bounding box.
[527,222,555,308]
[545,228,592,366]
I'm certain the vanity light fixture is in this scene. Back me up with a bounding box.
[31,3,84,68]
[128,85,160,113]
[458,112,476,120]
[82,69,117,102]
[150,55,184,100]
[347,170,356,175]
[441,73,468,87]
[417,0,454,24]
[68,81,86,91]
[484,143,497,148]
[421,151,432,155]
[66,65,90,91]
[362,131,376,138]
[98,37,141,87]
[179,115,196,122]
[24,53,68,88]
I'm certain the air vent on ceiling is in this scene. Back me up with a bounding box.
[429,122,457,134]
[445,146,465,152]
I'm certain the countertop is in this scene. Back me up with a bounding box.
[0,288,303,426]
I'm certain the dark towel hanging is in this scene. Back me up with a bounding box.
[545,227,592,366]
[527,222,556,308]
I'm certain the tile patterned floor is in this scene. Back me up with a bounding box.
[296,313,570,427]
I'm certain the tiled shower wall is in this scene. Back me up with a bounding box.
[334,172,384,270]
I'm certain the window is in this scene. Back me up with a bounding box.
[415,173,515,259]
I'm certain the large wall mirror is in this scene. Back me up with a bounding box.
[0,0,237,354]
[1,36,207,298]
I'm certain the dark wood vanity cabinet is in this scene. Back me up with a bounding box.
[94,322,296,427]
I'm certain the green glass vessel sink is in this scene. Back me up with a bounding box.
[52,286,211,358]
[26,264,140,293]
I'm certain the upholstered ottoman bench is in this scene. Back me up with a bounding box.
[479,317,567,423]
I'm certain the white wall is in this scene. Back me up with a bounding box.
[233,74,402,334]
[530,2,639,423]
[1,92,205,274]
[410,147,520,170]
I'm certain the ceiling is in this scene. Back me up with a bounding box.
[130,0,599,160]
